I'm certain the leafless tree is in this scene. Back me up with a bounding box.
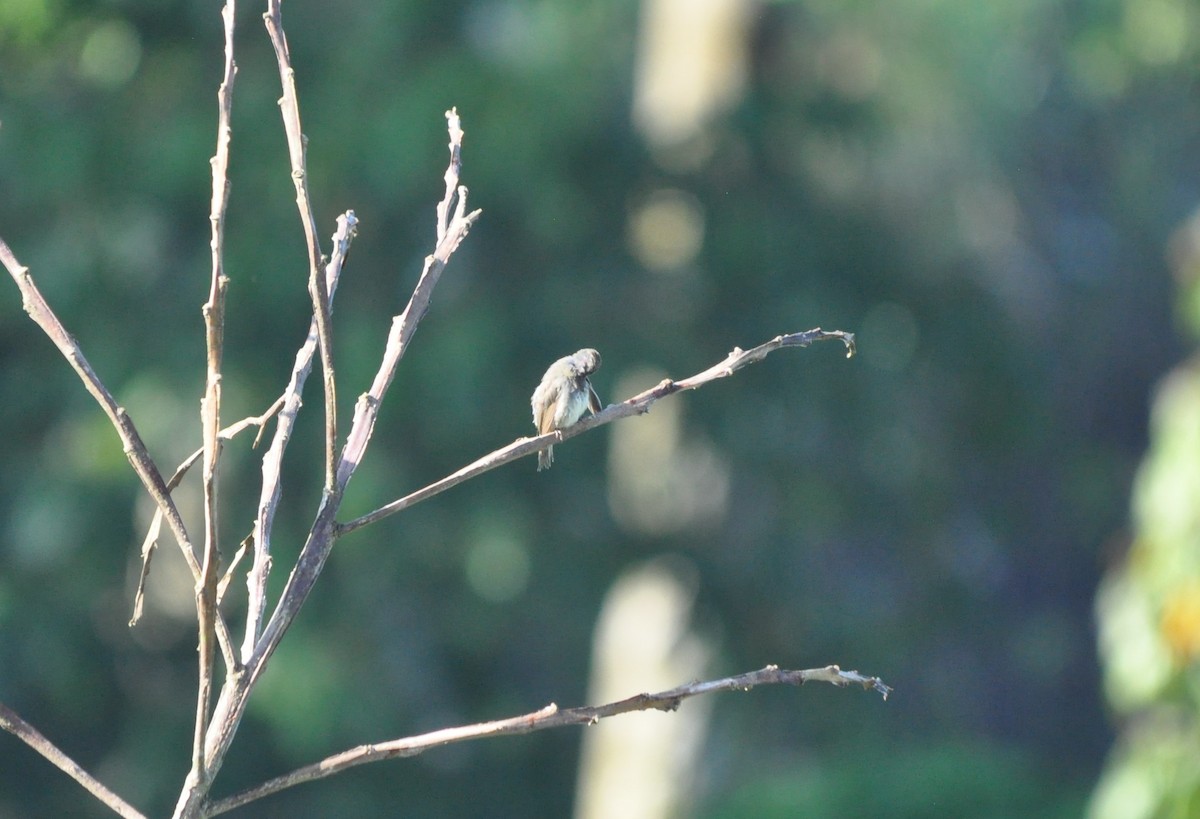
[0,2,881,816]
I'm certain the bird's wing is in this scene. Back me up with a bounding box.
[587,380,602,415]
[534,381,561,434]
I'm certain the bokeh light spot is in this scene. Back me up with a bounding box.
[627,189,705,272]
[465,534,530,603]
[79,19,142,89]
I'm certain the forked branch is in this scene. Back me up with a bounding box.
[336,107,481,491]
[176,112,479,819]
[130,398,283,626]
[0,243,238,667]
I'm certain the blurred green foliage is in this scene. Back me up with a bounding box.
[0,0,1197,816]
[1090,211,1200,819]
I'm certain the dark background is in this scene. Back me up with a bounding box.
[2,0,1197,816]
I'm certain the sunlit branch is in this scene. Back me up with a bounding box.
[206,664,888,816]
[337,328,856,537]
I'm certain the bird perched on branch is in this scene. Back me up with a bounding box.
[531,348,603,471]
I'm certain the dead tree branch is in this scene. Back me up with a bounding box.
[337,328,856,537]
[170,104,478,816]
[0,701,148,819]
[264,0,338,489]
[0,246,238,670]
[1,0,871,808]
[241,211,357,662]
[207,664,889,816]
[336,107,481,491]
[131,398,283,626]
[191,0,239,782]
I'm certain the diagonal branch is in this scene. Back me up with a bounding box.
[205,664,889,816]
[0,239,237,665]
[251,109,480,678]
[337,328,856,537]
[241,211,357,662]
[264,0,338,490]
[0,701,148,819]
[336,107,481,492]
[130,399,283,627]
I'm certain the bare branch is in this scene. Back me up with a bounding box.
[242,212,356,662]
[436,109,466,244]
[130,399,283,626]
[0,702,148,819]
[192,0,239,777]
[254,112,479,660]
[216,536,250,605]
[174,109,359,819]
[337,107,481,492]
[338,328,855,536]
[0,241,237,666]
[264,0,337,489]
[187,117,480,814]
[206,664,888,815]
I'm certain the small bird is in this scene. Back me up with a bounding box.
[531,348,603,471]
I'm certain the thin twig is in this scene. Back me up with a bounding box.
[0,702,149,819]
[205,664,889,815]
[336,107,481,491]
[264,0,337,490]
[0,243,237,665]
[192,0,238,779]
[216,536,249,605]
[130,399,283,626]
[337,328,855,536]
